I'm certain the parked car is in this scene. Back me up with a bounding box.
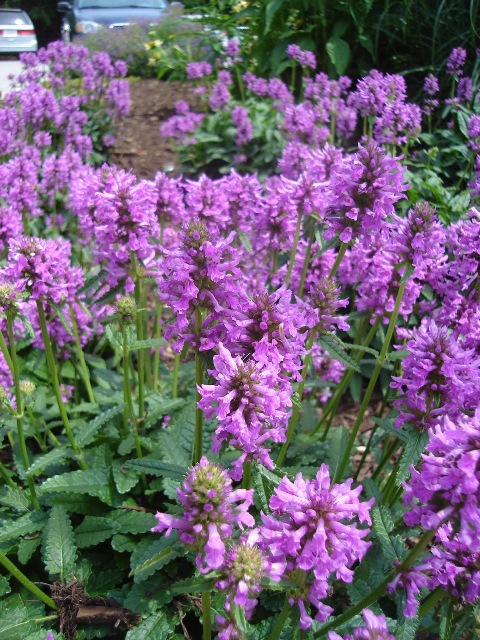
[57,0,169,42]
[0,9,38,54]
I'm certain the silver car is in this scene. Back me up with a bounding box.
[0,9,38,54]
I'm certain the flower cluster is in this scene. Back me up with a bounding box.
[152,457,254,572]
[259,465,374,629]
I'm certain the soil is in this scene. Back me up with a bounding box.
[109,78,199,180]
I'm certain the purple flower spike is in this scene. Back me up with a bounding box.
[259,464,374,628]
[152,457,254,573]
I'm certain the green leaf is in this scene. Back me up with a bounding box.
[125,612,170,640]
[42,505,78,581]
[27,447,75,476]
[0,511,47,543]
[50,302,74,336]
[237,230,253,253]
[264,0,286,33]
[39,469,114,505]
[170,575,216,595]
[75,403,125,447]
[0,596,40,640]
[395,431,429,486]
[112,460,140,493]
[0,487,31,512]
[325,36,350,75]
[130,534,180,583]
[318,334,361,372]
[111,509,157,534]
[126,458,188,480]
[0,575,10,596]
[75,516,119,549]
[128,337,167,351]
[371,505,402,562]
[396,611,419,640]
[17,536,42,565]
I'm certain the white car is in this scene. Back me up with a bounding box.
[0,9,38,54]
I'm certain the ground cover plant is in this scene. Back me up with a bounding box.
[0,38,479,640]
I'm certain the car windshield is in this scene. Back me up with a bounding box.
[78,0,167,8]
[0,11,30,26]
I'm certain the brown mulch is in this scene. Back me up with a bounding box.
[109,78,201,180]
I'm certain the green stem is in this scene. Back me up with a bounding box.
[242,461,251,490]
[372,436,400,481]
[297,225,315,298]
[285,209,304,289]
[276,328,316,467]
[0,461,17,489]
[333,280,406,484]
[69,305,95,403]
[122,325,142,459]
[194,307,203,464]
[202,591,212,640]
[7,315,40,509]
[153,302,162,392]
[328,242,348,279]
[268,596,291,640]
[0,329,13,373]
[36,300,86,470]
[0,550,57,610]
[312,317,379,438]
[134,274,145,422]
[172,353,180,399]
[314,527,437,638]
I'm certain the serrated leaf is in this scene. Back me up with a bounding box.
[346,578,371,605]
[126,458,187,480]
[125,612,170,640]
[254,464,283,486]
[42,505,78,581]
[130,534,180,583]
[112,460,139,493]
[0,575,10,596]
[39,469,114,505]
[170,575,216,595]
[0,511,48,543]
[252,467,270,513]
[371,505,401,562]
[318,334,361,372]
[75,404,125,447]
[27,447,75,476]
[111,509,157,534]
[17,536,42,565]
[111,533,136,553]
[75,516,119,549]
[18,314,35,339]
[396,612,419,640]
[0,487,31,512]
[395,431,429,486]
[0,597,39,640]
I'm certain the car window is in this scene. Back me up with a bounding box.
[78,0,167,8]
[0,11,30,25]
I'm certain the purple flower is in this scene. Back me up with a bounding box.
[286,44,317,70]
[198,343,292,478]
[186,61,213,80]
[446,47,467,77]
[329,608,396,640]
[215,530,269,639]
[324,143,408,244]
[157,221,246,352]
[231,106,253,146]
[391,319,480,430]
[259,465,374,628]
[152,457,254,572]
[309,277,349,333]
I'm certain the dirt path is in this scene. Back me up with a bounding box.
[109,78,200,180]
